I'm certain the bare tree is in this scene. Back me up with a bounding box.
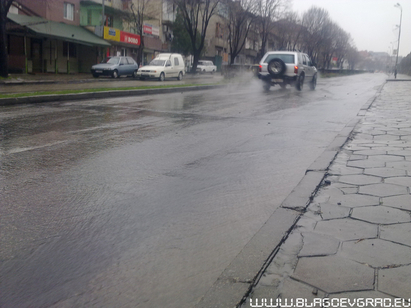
[126,0,156,66]
[333,26,351,68]
[172,0,221,73]
[273,12,302,51]
[0,0,14,77]
[346,46,360,70]
[225,0,257,64]
[301,6,331,65]
[318,21,337,68]
[256,0,285,59]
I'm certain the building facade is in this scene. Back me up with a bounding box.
[7,0,110,73]
[6,0,265,74]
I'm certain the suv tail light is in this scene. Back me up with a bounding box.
[259,65,262,72]
[294,66,298,74]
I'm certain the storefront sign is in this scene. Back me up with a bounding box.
[143,23,159,37]
[104,27,140,46]
[104,26,120,41]
[120,32,140,46]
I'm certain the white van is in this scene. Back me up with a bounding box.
[136,53,185,81]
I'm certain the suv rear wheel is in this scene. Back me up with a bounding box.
[296,74,304,91]
[267,58,286,77]
[309,74,317,90]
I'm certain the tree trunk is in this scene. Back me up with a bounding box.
[0,16,9,77]
[191,49,200,73]
[138,36,144,66]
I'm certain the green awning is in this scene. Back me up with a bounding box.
[7,13,111,47]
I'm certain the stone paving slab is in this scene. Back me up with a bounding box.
[340,238,411,267]
[240,81,411,307]
[380,223,411,247]
[298,232,340,257]
[378,265,411,299]
[381,195,411,211]
[292,256,375,293]
[351,205,411,224]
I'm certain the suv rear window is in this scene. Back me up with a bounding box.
[264,54,295,64]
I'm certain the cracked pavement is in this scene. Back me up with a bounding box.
[241,80,411,307]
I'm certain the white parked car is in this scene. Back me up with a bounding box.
[136,53,185,81]
[196,60,217,74]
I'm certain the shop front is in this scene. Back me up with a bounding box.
[7,13,111,74]
[102,26,140,61]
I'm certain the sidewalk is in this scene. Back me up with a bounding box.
[241,79,411,307]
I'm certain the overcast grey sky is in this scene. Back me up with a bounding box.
[291,0,410,57]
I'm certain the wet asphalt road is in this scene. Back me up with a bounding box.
[0,73,387,307]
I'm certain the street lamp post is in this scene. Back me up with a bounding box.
[394,3,402,79]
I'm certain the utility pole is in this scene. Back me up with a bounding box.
[394,3,402,79]
[101,0,106,60]
[102,0,105,27]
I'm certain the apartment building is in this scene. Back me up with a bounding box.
[204,2,261,68]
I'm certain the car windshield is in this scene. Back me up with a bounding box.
[106,57,120,64]
[149,59,166,66]
[264,54,295,64]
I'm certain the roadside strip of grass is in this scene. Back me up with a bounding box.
[0,83,220,99]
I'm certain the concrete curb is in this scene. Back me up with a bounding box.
[0,74,216,86]
[196,81,386,308]
[0,84,225,106]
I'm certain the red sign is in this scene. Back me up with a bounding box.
[143,25,152,35]
[120,31,140,46]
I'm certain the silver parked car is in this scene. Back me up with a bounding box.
[91,56,139,78]
[258,51,317,91]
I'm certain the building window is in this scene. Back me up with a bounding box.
[215,23,223,38]
[63,42,77,58]
[64,2,74,21]
[122,0,131,10]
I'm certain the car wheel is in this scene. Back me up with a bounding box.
[112,70,119,78]
[177,72,183,81]
[296,74,304,91]
[263,82,271,91]
[92,74,99,78]
[159,72,165,81]
[267,58,286,77]
[309,74,317,90]
[211,70,215,75]
[280,83,287,89]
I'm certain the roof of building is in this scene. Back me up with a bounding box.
[7,13,111,47]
